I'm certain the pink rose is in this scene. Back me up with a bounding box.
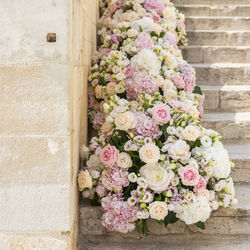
[152,103,171,125]
[99,144,119,167]
[179,166,200,186]
[125,67,134,77]
[170,100,190,112]
[153,15,161,23]
[194,177,207,193]
[173,75,185,89]
[178,20,185,30]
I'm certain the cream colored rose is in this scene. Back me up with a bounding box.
[101,121,113,133]
[115,111,136,131]
[106,82,117,96]
[116,152,133,169]
[164,89,177,102]
[78,170,93,191]
[149,201,168,220]
[128,11,139,21]
[139,143,160,164]
[182,125,201,142]
[140,163,171,193]
[168,140,191,161]
[162,7,176,21]
[127,29,138,38]
[153,23,162,36]
[95,85,103,99]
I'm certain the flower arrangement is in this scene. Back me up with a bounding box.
[78,0,237,234]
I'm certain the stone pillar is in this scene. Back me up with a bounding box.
[0,0,98,248]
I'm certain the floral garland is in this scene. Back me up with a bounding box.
[78,0,237,234]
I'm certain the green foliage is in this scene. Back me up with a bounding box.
[193,86,203,95]
[90,192,101,206]
[137,219,148,235]
[195,221,206,230]
[164,211,179,226]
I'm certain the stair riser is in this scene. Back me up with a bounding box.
[203,88,250,112]
[194,65,250,86]
[201,120,250,140]
[187,31,250,46]
[177,6,250,17]
[79,206,250,237]
[185,18,250,31]
[173,0,250,5]
[182,47,250,64]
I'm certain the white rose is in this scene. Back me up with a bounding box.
[115,111,136,131]
[106,82,117,96]
[131,17,154,33]
[139,143,160,164]
[131,49,161,75]
[116,152,132,169]
[164,89,177,102]
[149,201,168,220]
[162,7,176,21]
[78,170,93,191]
[152,23,162,36]
[140,163,171,193]
[182,125,201,142]
[168,140,191,161]
[87,154,102,170]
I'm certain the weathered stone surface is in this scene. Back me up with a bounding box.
[173,0,250,4]
[0,136,70,184]
[202,85,250,112]
[193,63,250,85]
[0,233,70,250]
[0,184,71,231]
[182,46,250,64]
[185,17,250,31]
[187,31,250,46]
[177,5,250,17]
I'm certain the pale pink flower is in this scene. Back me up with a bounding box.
[173,75,185,89]
[170,100,190,112]
[144,0,165,16]
[152,103,171,125]
[178,20,185,31]
[194,177,207,193]
[179,166,200,186]
[99,144,119,168]
[125,67,134,77]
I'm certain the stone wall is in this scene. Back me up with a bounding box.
[0,0,98,248]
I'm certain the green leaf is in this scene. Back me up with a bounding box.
[195,221,206,230]
[137,219,148,235]
[164,211,179,226]
[159,31,165,38]
[157,220,164,225]
[90,192,100,206]
[155,194,162,201]
[193,86,203,95]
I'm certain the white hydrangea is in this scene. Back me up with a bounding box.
[131,17,154,33]
[175,195,211,225]
[131,49,161,75]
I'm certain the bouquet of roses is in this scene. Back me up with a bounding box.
[78,0,237,234]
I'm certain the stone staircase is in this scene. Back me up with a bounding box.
[78,1,250,249]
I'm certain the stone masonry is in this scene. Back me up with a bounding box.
[78,0,250,249]
[0,0,98,249]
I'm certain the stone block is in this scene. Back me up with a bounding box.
[0,184,71,231]
[0,136,70,184]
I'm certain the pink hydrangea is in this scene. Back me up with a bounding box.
[132,113,162,139]
[180,63,196,93]
[111,34,120,43]
[135,32,154,51]
[126,72,159,100]
[96,183,107,198]
[125,67,134,77]
[170,100,190,112]
[152,103,171,125]
[144,0,165,16]
[101,194,138,233]
[101,167,129,192]
[99,144,119,167]
[194,177,207,193]
[92,111,106,130]
[179,166,200,186]
[173,74,185,89]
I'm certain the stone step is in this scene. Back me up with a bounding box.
[202,85,250,112]
[224,143,250,184]
[187,30,250,46]
[78,235,250,250]
[79,184,250,237]
[176,5,250,17]
[185,17,250,31]
[182,46,250,64]
[173,0,250,5]
[202,112,250,140]
[192,63,250,86]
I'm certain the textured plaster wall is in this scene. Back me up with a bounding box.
[0,0,98,249]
